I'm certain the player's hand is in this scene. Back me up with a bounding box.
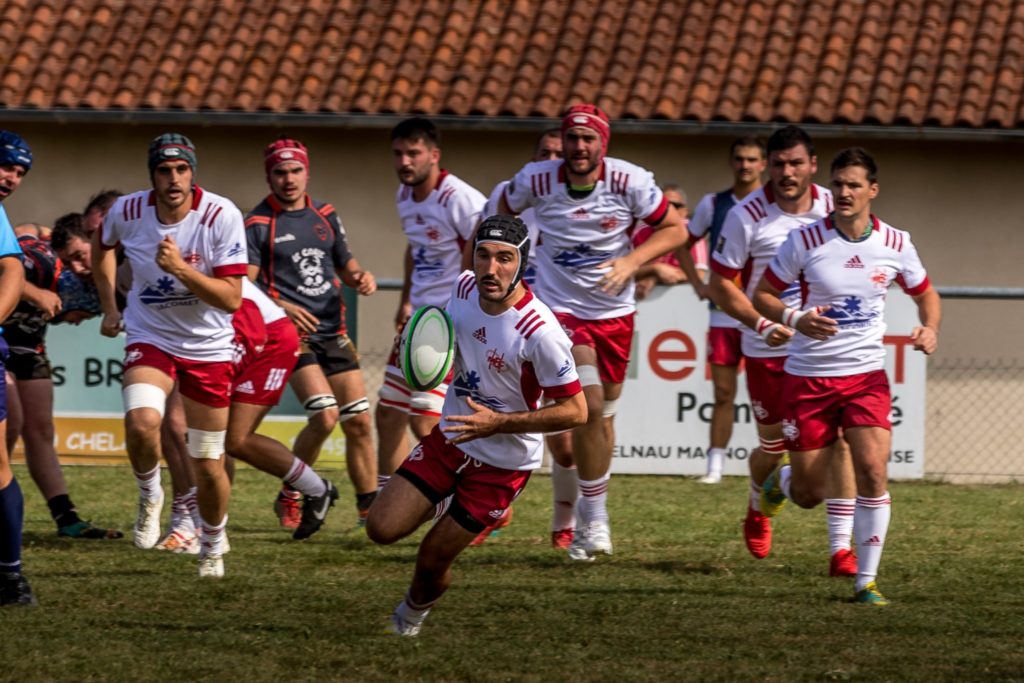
[764,324,794,347]
[31,288,63,321]
[634,276,655,301]
[596,256,639,295]
[155,235,186,276]
[395,301,412,331]
[281,300,320,335]
[652,262,686,285]
[691,280,710,301]
[443,398,503,444]
[58,310,94,325]
[100,310,123,337]
[352,270,376,296]
[794,306,837,341]
[910,325,938,354]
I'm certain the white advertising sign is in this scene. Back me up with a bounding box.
[612,286,926,479]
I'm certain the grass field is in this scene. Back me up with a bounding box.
[2,464,1022,682]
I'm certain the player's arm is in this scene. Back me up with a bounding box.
[91,227,122,336]
[21,280,61,321]
[752,276,833,343]
[443,392,587,445]
[910,286,940,354]
[0,255,25,322]
[338,256,376,296]
[601,205,686,294]
[395,244,413,330]
[674,238,708,298]
[155,235,241,312]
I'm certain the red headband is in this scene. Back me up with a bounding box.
[264,139,309,177]
[561,104,611,154]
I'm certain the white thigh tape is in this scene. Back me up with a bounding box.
[122,383,167,417]
[602,398,618,418]
[576,364,601,387]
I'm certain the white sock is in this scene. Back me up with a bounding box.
[779,465,793,500]
[377,474,391,492]
[199,514,228,557]
[395,594,433,625]
[825,498,855,554]
[707,447,725,476]
[283,459,327,498]
[133,465,162,503]
[550,462,578,531]
[854,492,892,591]
[170,490,197,533]
[184,486,201,528]
[749,480,762,512]
[578,475,609,525]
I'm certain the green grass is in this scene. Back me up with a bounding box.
[2,465,1022,682]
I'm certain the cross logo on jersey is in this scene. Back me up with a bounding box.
[473,327,487,343]
[486,349,506,373]
[452,370,507,410]
[552,244,613,270]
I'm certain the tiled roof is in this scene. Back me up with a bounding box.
[1,0,1022,130]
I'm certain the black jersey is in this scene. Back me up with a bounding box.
[1,234,59,352]
[246,194,353,339]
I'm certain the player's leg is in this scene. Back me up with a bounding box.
[0,360,35,606]
[3,372,19,453]
[703,362,739,484]
[122,358,175,550]
[824,436,858,577]
[180,396,230,577]
[155,388,200,553]
[546,429,577,548]
[568,342,610,560]
[846,425,892,604]
[16,374,121,538]
[327,368,377,524]
[281,362,339,529]
[376,341,412,489]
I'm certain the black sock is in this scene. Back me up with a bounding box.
[356,491,377,512]
[47,494,81,529]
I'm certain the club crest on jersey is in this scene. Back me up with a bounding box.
[486,349,507,373]
[408,443,425,461]
[821,296,879,329]
[412,246,445,279]
[752,400,768,422]
[870,267,890,288]
[782,419,800,441]
[314,223,329,241]
[552,244,613,270]
[139,276,199,309]
[452,370,507,410]
[426,227,441,242]
[183,250,202,265]
[124,348,144,365]
[292,247,331,296]
[600,216,619,231]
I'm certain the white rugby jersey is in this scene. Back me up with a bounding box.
[396,170,485,308]
[101,187,248,361]
[440,271,582,471]
[484,180,539,285]
[690,192,740,329]
[765,215,930,377]
[242,277,286,325]
[710,183,833,357]
[504,157,669,320]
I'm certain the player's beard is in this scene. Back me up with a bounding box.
[399,165,431,187]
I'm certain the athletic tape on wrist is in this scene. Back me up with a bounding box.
[122,383,167,417]
[186,428,226,460]
[782,308,808,329]
[755,317,781,342]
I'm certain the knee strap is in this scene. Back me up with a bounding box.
[303,393,338,418]
[123,383,167,417]
[338,397,369,423]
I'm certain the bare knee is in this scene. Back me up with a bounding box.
[306,407,340,437]
[365,510,403,545]
[126,410,162,444]
[340,411,372,439]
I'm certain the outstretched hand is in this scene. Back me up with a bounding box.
[443,397,503,445]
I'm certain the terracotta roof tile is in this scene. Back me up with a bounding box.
[0,0,1021,130]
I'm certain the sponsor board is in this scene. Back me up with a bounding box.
[613,286,925,479]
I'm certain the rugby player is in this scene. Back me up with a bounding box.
[367,215,585,636]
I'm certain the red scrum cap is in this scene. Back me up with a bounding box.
[561,104,611,154]
[264,138,310,178]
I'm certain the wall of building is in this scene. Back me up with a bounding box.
[3,120,1021,365]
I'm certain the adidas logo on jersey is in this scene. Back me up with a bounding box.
[569,208,590,220]
[235,381,255,394]
[473,326,487,343]
[845,255,865,269]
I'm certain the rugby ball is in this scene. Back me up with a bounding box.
[401,305,456,392]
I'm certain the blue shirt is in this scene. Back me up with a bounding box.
[0,205,24,336]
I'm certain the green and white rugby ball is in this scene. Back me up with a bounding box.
[400,305,456,392]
